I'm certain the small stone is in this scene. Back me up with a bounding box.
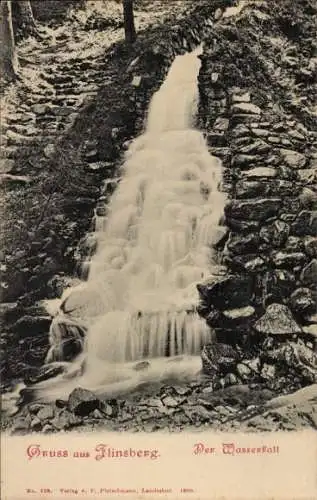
[30,417,42,431]
[254,304,302,335]
[131,75,141,87]
[134,361,150,371]
[162,396,178,408]
[44,144,55,158]
[300,260,317,287]
[92,409,105,419]
[236,363,251,379]
[37,405,55,421]
[172,386,191,396]
[40,424,54,433]
[261,364,276,380]
[279,149,307,169]
[224,373,238,386]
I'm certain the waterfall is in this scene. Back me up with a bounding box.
[37,46,227,397]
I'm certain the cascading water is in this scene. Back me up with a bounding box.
[32,46,228,398]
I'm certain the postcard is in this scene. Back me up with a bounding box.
[1,0,317,499]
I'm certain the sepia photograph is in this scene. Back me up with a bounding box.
[1,0,317,498]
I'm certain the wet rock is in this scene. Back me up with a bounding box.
[134,361,150,371]
[197,275,253,310]
[254,304,302,335]
[225,199,281,221]
[260,220,289,247]
[279,149,307,169]
[25,364,65,385]
[201,343,241,377]
[11,315,51,338]
[68,388,102,416]
[289,288,316,315]
[300,260,317,287]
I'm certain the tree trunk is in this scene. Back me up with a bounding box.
[14,0,37,37]
[123,0,136,44]
[0,1,18,83]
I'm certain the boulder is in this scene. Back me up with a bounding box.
[68,388,102,416]
[225,199,281,221]
[197,275,253,310]
[254,304,302,335]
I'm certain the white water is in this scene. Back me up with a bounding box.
[29,47,227,400]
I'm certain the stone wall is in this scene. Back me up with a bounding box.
[197,1,317,354]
